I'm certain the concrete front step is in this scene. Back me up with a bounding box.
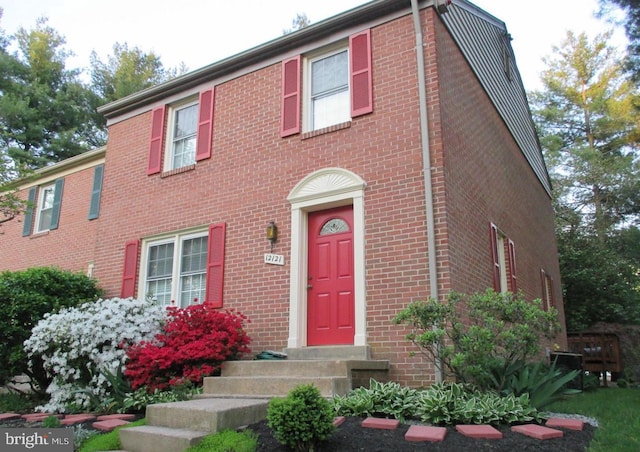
[119,425,208,452]
[146,398,268,432]
[203,375,351,397]
[120,398,269,452]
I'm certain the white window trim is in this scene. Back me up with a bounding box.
[35,183,55,233]
[303,43,350,133]
[163,96,199,172]
[496,233,508,293]
[138,228,208,307]
[287,168,367,348]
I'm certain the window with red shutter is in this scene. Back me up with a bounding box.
[121,240,140,298]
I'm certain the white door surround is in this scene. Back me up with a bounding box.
[286,168,367,348]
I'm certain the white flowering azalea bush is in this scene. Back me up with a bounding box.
[24,297,166,413]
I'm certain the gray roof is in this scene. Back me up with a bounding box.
[440,0,552,195]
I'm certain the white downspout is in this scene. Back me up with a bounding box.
[411,0,442,382]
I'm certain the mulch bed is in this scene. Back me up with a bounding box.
[246,417,596,452]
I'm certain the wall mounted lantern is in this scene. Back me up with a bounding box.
[266,221,278,252]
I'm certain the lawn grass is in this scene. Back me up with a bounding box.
[547,387,640,452]
[78,418,146,452]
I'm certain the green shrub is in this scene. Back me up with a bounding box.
[0,392,37,413]
[332,380,543,426]
[415,382,543,425]
[496,359,581,409]
[0,267,102,396]
[41,415,62,428]
[393,289,561,391]
[184,429,258,452]
[267,384,335,451]
[119,384,202,414]
[331,379,420,422]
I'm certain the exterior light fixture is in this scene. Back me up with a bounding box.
[266,221,278,252]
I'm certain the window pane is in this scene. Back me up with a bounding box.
[320,218,350,235]
[171,103,198,169]
[37,186,55,231]
[312,51,348,96]
[313,90,350,130]
[148,243,174,278]
[179,236,208,306]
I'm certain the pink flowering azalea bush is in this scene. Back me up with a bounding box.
[125,303,251,391]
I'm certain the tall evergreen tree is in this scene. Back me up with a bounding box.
[530,30,640,330]
[0,17,101,168]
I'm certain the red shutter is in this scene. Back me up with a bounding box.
[196,88,215,161]
[280,56,301,137]
[508,239,517,292]
[490,224,500,291]
[121,240,140,298]
[205,223,226,307]
[147,106,166,175]
[350,29,373,117]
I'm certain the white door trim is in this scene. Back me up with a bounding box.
[287,168,367,348]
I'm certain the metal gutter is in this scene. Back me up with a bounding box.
[411,0,442,382]
[98,0,411,119]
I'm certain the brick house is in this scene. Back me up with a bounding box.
[2,0,566,387]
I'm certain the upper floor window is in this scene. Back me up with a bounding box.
[307,47,350,131]
[36,183,56,233]
[280,29,372,137]
[22,178,65,236]
[147,89,215,175]
[167,99,198,170]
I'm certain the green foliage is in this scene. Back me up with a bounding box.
[0,18,102,167]
[78,418,146,452]
[332,380,543,426]
[0,392,37,413]
[119,384,202,414]
[0,267,102,395]
[331,379,421,422]
[184,429,258,452]
[531,29,640,330]
[90,42,183,105]
[393,290,561,390]
[41,415,61,428]
[415,382,543,425]
[494,360,581,409]
[267,384,335,451]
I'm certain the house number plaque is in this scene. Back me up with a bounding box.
[264,253,285,266]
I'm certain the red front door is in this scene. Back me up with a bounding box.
[307,206,355,345]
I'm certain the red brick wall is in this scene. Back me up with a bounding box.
[1,7,566,388]
[0,165,100,274]
[433,17,567,345]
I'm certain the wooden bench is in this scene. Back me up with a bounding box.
[567,332,622,386]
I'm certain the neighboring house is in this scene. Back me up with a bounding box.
[1,0,566,387]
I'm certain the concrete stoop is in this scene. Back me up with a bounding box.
[119,398,269,452]
[119,354,390,452]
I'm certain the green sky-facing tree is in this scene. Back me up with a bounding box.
[530,30,640,330]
